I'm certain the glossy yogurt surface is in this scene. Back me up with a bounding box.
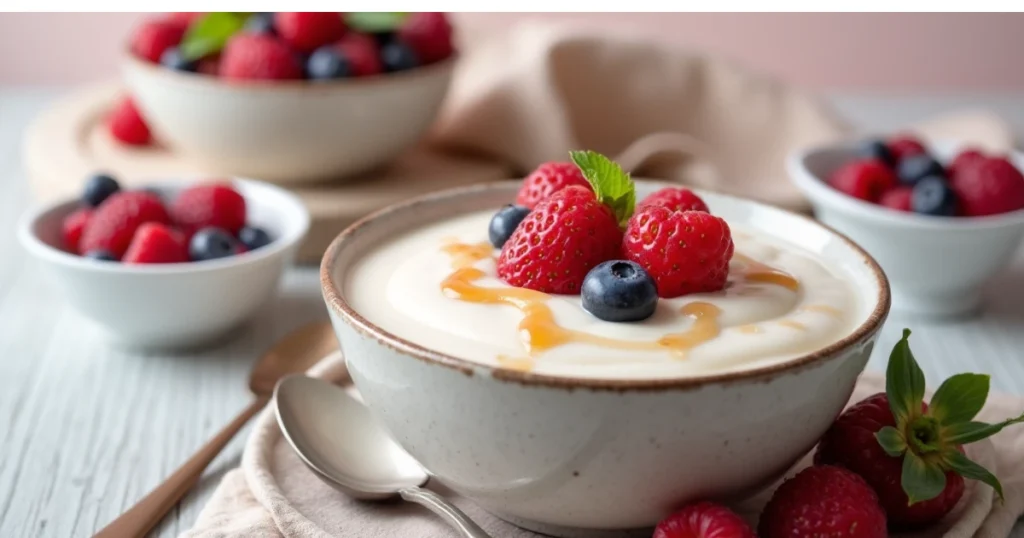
[346,209,859,380]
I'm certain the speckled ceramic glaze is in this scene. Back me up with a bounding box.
[321,181,890,535]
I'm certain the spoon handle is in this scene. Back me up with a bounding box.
[400,486,492,538]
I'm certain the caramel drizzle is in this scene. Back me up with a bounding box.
[778,320,808,331]
[800,304,842,317]
[737,324,762,334]
[733,254,800,292]
[441,241,494,269]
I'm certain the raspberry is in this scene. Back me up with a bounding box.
[61,208,93,254]
[123,223,189,264]
[759,465,886,538]
[80,191,171,259]
[637,187,709,214]
[336,33,383,76]
[166,12,203,27]
[653,502,754,538]
[497,186,622,294]
[130,19,186,63]
[274,12,347,53]
[879,186,913,212]
[886,135,927,163]
[948,148,986,179]
[397,12,454,64]
[949,156,1024,216]
[515,162,591,209]
[623,206,734,298]
[170,183,247,238]
[107,96,152,146]
[220,34,303,81]
[828,159,897,203]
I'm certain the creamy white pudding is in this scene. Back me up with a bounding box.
[346,209,858,380]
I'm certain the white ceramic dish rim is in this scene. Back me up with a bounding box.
[321,180,892,391]
[18,177,311,275]
[789,141,1024,231]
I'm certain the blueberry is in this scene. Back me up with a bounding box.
[306,46,351,80]
[380,42,419,72]
[897,154,945,186]
[488,205,531,248]
[159,47,196,72]
[189,227,238,261]
[83,249,116,261]
[911,176,958,216]
[581,260,659,323]
[370,31,395,46]
[238,226,272,251]
[244,12,276,35]
[82,173,120,207]
[857,139,895,167]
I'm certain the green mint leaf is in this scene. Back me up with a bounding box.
[180,12,248,61]
[945,450,1004,501]
[944,412,1024,445]
[886,328,926,424]
[569,150,636,226]
[345,12,408,32]
[929,373,989,425]
[902,450,947,505]
[876,425,908,457]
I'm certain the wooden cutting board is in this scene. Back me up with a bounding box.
[23,83,515,265]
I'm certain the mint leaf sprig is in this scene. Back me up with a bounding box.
[179,12,250,61]
[569,150,636,227]
[876,328,1024,504]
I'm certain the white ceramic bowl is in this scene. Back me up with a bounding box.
[123,53,455,184]
[788,140,1024,317]
[320,181,889,535]
[18,178,310,348]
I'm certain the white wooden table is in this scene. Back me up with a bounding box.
[1,88,1022,537]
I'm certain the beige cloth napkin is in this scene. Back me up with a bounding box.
[181,351,1024,538]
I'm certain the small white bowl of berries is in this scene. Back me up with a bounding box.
[18,174,310,348]
[788,134,1024,317]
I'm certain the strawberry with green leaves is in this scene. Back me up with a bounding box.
[816,329,1024,528]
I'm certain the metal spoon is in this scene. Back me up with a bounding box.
[95,322,340,538]
[275,374,491,538]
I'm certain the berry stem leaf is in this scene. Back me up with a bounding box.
[569,150,636,227]
[886,328,926,424]
[944,412,1024,445]
[929,373,990,425]
[345,12,409,32]
[945,450,1004,501]
[902,450,947,505]
[875,425,908,457]
[181,12,248,61]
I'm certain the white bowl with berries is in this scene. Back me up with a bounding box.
[18,174,310,348]
[788,135,1024,317]
[120,12,456,184]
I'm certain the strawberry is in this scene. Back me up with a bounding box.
[886,135,927,163]
[515,162,591,209]
[637,187,709,214]
[948,148,986,179]
[879,186,913,212]
[949,156,1024,217]
[397,12,454,64]
[170,183,247,238]
[623,207,733,298]
[220,34,303,81]
[80,191,171,259]
[131,18,187,63]
[274,12,347,53]
[653,502,754,538]
[336,33,383,76]
[816,329,1024,528]
[759,465,886,538]
[123,223,188,264]
[107,96,152,146]
[61,208,93,254]
[828,159,897,203]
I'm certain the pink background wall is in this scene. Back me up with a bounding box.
[2,12,1022,90]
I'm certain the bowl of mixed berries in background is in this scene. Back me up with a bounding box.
[119,12,456,184]
[788,135,1024,317]
[18,174,310,348]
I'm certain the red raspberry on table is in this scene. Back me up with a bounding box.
[170,183,247,237]
[274,12,347,53]
[497,186,622,294]
[336,33,383,76]
[515,162,591,209]
[107,96,152,146]
[623,206,734,298]
[949,156,1024,217]
[130,19,186,63]
[886,135,927,163]
[61,208,93,254]
[637,187,709,214]
[80,191,171,259]
[879,186,913,212]
[397,12,454,64]
[123,223,189,264]
[220,34,303,81]
[759,465,887,538]
[948,148,986,179]
[653,501,754,538]
[828,159,897,203]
